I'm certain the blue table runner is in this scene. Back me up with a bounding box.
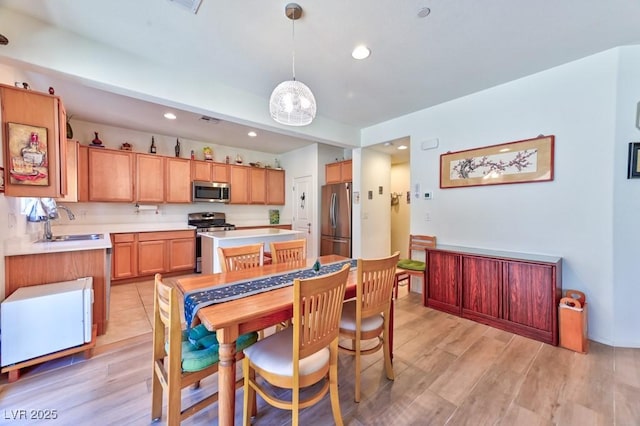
[184,259,356,327]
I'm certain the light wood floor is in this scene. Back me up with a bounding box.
[1,278,638,425]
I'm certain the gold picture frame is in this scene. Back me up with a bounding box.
[7,122,49,186]
[440,135,554,189]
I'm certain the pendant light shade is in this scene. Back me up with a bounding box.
[270,80,316,126]
[269,3,316,126]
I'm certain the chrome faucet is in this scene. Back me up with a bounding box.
[58,205,76,220]
[43,205,76,240]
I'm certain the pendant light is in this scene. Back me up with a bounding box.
[269,3,316,126]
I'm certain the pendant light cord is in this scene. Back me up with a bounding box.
[291,13,296,81]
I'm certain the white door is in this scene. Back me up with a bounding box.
[292,175,315,258]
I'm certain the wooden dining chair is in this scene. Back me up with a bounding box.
[242,264,350,426]
[269,239,307,264]
[395,235,436,302]
[218,243,264,272]
[151,274,258,425]
[339,252,400,402]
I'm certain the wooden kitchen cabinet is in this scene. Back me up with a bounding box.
[191,160,229,182]
[165,157,192,203]
[88,148,134,202]
[77,144,89,202]
[56,140,79,203]
[425,245,562,345]
[230,165,285,205]
[138,239,166,275]
[249,167,266,204]
[5,249,109,336]
[326,159,352,184]
[229,164,250,204]
[111,230,195,281]
[266,168,285,205]
[1,84,68,198]
[136,153,165,203]
[111,233,137,280]
[168,237,196,271]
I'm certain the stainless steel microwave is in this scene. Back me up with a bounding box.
[192,181,231,203]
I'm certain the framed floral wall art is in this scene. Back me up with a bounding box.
[440,135,554,188]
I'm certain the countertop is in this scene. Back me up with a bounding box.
[5,233,113,256]
[200,228,302,240]
[4,222,194,257]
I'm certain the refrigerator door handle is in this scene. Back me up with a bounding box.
[345,183,351,225]
[330,193,337,229]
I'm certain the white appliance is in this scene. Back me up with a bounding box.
[1,277,93,367]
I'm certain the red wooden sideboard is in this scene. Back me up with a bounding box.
[424,245,562,345]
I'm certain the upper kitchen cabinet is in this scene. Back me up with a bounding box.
[266,168,285,205]
[229,164,249,204]
[136,153,165,203]
[88,147,134,202]
[165,157,191,203]
[56,139,79,203]
[229,164,286,205]
[249,167,266,204]
[191,160,229,183]
[1,84,68,198]
[325,159,352,184]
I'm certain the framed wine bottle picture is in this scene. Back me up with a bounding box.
[7,122,49,186]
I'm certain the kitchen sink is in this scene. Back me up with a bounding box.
[39,233,104,243]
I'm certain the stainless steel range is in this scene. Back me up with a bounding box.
[188,212,236,273]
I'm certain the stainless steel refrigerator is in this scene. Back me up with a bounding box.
[320,183,352,257]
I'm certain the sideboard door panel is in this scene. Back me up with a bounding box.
[505,262,553,331]
[427,251,460,314]
[462,256,501,319]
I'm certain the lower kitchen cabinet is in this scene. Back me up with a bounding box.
[5,249,109,336]
[138,239,166,275]
[111,230,195,281]
[112,233,137,279]
[425,245,562,345]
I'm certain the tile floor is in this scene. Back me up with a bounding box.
[96,278,156,347]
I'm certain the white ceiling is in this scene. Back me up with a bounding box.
[1,0,640,165]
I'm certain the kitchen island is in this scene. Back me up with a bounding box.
[200,228,304,273]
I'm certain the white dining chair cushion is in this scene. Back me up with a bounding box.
[243,327,329,377]
[340,300,384,332]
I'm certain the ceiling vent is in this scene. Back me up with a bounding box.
[167,0,203,14]
[200,115,220,124]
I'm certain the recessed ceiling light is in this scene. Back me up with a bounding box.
[248,131,257,137]
[352,45,371,60]
[397,145,408,150]
[163,112,177,120]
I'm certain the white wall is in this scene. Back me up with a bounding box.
[358,149,392,259]
[281,143,320,259]
[612,46,640,347]
[362,48,634,346]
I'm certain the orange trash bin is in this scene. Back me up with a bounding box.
[559,289,588,353]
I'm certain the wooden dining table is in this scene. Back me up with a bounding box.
[176,254,396,426]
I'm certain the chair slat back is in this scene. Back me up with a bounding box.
[294,264,350,360]
[218,243,264,272]
[408,235,436,260]
[270,239,307,264]
[154,273,181,332]
[358,252,400,319]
